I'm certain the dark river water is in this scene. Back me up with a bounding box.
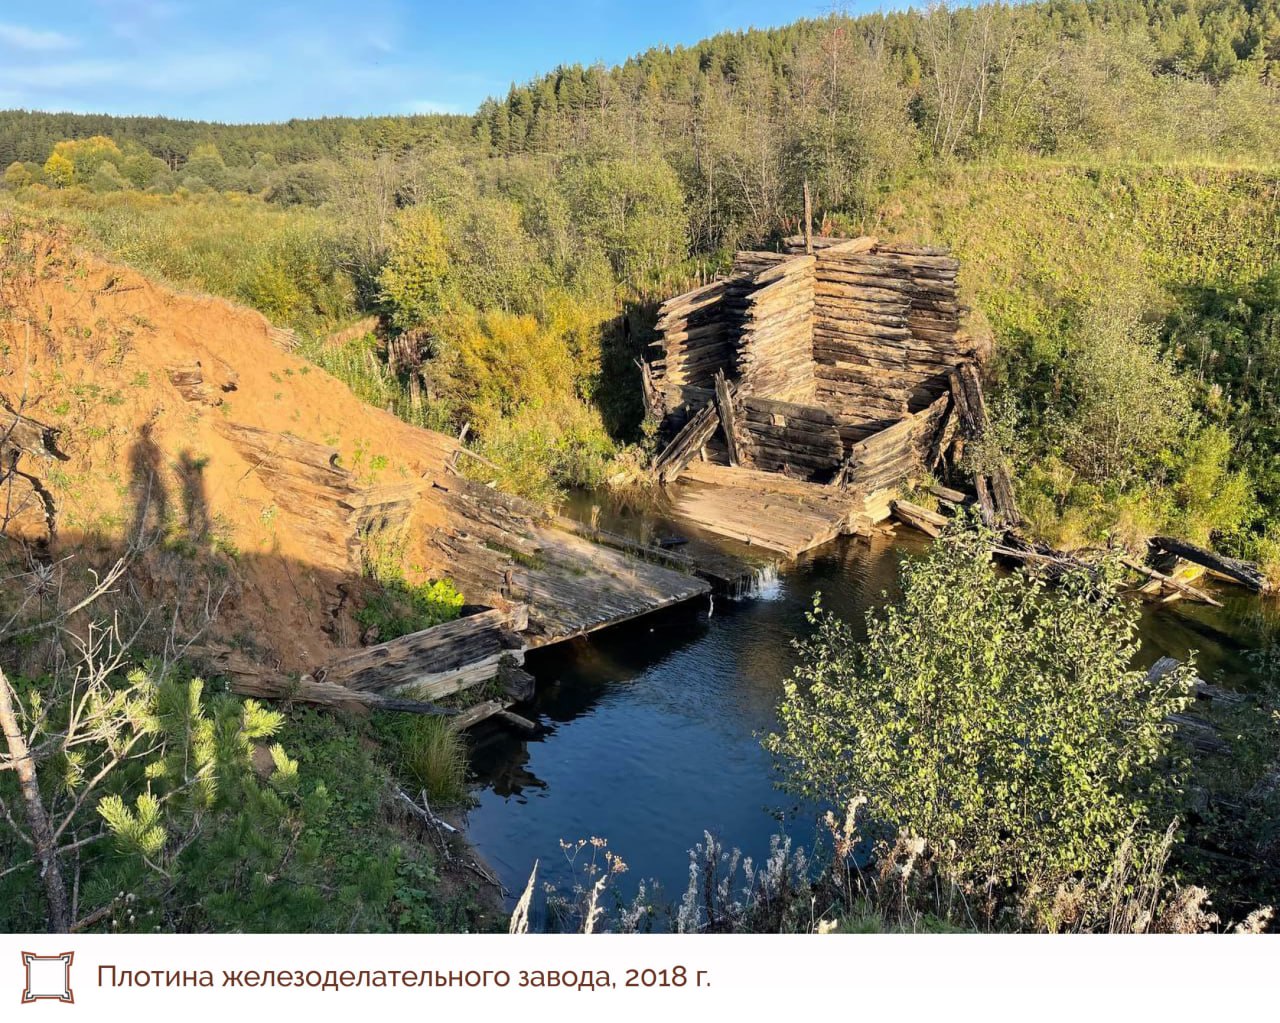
[464,500,1279,920]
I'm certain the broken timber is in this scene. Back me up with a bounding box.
[429,475,711,647]
[949,362,1020,528]
[645,237,987,558]
[1150,536,1272,595]
[653,400,719,485]
[320,606,528,699]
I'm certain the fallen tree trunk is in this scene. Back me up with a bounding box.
[1120,555,1223,608]
[1150,537,1272,594]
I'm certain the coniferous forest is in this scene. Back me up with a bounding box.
[2,0,1280,937]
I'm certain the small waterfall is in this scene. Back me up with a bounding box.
[730,562,783,601]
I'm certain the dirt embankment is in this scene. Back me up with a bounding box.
[2,230,468,672]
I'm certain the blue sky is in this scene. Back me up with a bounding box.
[0,0,874,123]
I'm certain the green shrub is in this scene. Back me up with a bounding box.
[767,520,1195,930]
[354,576,464,642]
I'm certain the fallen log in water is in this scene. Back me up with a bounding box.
[1150,536,1272,594]
[1120,556,1223,608]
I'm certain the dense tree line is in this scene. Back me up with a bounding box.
[476,0,1280,247]
[0,110,470,172]
[4,0,1280,553]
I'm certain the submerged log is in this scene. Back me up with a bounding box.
[1120,555,1224,608]
[1150,536,1272,594]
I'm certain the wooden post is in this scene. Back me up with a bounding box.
[803,179,813,255]
[713,369,741,467]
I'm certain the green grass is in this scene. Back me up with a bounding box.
[17,188,358,333]
[381,714,470,808]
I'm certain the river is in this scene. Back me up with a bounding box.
[464,500,1279,925]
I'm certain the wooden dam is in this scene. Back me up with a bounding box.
[161,234,1009,726]
[643,235,1001,557]
[3,231,1002,733]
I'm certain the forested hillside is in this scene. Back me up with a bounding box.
[4,0,1279,558]
[4,0,1280,937]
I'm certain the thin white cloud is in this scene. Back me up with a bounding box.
[0,23,78,52]
[403,99,466,115]
[0,51,257,94]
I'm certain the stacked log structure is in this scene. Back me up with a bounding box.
[736,394,844,481]
[647,278,738,415]
[839,393,951,495]
[811,241,972,441]
[731,253,817,404]
[646,236,979,524]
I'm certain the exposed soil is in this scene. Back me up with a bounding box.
[2,229,466,672]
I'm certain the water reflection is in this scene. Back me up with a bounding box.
[464,528,926,910]
[465,511,1275,917]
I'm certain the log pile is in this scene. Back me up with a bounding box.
[732,253,816,404]
[187,644,459,715]
[647,279,738,413]
[738,394,843,481]
[839,394,951,495]
[645,236,982,553]
[653,400,721,485]
[812,242,969,438]
[320,605,528,700]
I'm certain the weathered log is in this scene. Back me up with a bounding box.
[891,500,947,538]
[1120,555,1224,608]
[927,482,971,506]
[654,400,720,485]
[187,645,457,715]
[1149,536,1272,594]
[949,363,1021,528]
[497,709,539,733]
[714,370,743,467]
[321,606,529,697]
[450,699,511,731]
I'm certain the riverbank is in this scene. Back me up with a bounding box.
[460,514,1280,927]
